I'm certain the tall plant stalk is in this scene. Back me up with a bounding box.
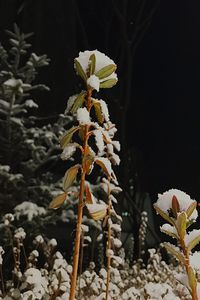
[69,88,91,300]
[50,50,121,300]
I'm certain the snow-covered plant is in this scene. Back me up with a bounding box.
[154,189,200,300]
[50,50,121,299]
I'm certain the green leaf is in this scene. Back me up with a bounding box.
[70,91,86,114]
[49,193,67,209]
[95,64,116,79]
[176,212,187,240]
[164,243,185,264]
[93,100,104,124]
[63,164,80,192]
[60,126,80,149]
[186,201,197,219]
[153,205,174,225]
[74,59,87,82]
[187,234,200,253]
[188,266,197,292]
[89,54,96,75]
[99,78,118,89]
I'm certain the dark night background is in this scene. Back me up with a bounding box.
[1,0,200,205]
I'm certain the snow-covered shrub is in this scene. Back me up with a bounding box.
[50,50,122,299]
[154,189,200,300]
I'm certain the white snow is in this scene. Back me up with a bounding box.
[77,107,91,125]
[25,99,38,108]
[61,143,77,160]
[112,140,121,152]
[189,251,200,270]
[4,78,23,88]
[48,239,57,247]
[110,223,121,233]
[93,129,104,153]
[113,238,122,248]
[81,224,89,233]
[99,99,109,122]
[34,235,44,244]
[14,201,46,221]
[110,153,120,165]
[14,227,26,240]
[87,75,100,91]
[155,189,197,220]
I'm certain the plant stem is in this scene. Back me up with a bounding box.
[78,233,84,299]
[106,178,111,300]
[179,237,198,300]
[69,88,92,300]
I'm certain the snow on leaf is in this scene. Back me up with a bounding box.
[65,94,78,114]
[49,192,67,209]
[155,189,197,221]
[99,99,109,122]
[95,157,112,177]
[63,164,80,192]
[93,129,104,153]
[77,107,91,125]
[160,224,178,239]
[86,203,107,221]
[60,143,78,161]
[70,91,86,114]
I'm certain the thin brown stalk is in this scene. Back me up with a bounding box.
[69,88,92,300]
[106,177,111,300]
[78,233,84,299]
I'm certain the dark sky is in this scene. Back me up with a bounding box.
[1,1,200,200]
[129,1,200,200]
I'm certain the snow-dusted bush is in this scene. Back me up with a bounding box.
[154,189,200,300]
